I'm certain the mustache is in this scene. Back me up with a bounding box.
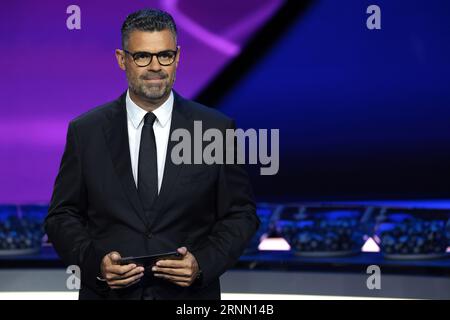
[140,72,168,80]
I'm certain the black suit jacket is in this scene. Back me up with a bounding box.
[44,91,259,300]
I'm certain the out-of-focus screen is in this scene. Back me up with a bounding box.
[2,0,450,203]
[0,0,284,203]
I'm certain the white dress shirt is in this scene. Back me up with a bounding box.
[126,90,173,193]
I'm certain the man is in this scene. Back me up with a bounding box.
[45,9,259,300]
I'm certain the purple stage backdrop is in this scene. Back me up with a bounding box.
[0,0,283,203]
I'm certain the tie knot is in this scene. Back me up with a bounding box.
[144,112,157,126]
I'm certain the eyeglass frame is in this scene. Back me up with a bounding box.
[122,47,179,67]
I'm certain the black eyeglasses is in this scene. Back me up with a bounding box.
[123,48,178,67]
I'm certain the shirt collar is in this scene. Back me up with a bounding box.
[126,90,174,129]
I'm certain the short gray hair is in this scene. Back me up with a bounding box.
[121,9,177,49]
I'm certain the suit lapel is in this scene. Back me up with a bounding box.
[103,93,149,227]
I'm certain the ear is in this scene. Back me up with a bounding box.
[175,45,181,68]
[115,49,126,71]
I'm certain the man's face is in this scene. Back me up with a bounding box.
[116,29,179,102]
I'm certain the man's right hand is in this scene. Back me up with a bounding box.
[101,251,145,290]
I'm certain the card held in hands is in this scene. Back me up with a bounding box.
[119,251,182,267]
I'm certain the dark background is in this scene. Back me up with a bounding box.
[1,0,449,203]
[200,0,450,201]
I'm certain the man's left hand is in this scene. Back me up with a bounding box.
[152,246,200,287]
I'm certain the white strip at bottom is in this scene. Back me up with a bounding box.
[0,291,404,300]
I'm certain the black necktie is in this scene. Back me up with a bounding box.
[138,112,158,211]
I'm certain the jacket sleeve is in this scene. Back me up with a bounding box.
[191,119,260,287]
[44,121,110,294]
